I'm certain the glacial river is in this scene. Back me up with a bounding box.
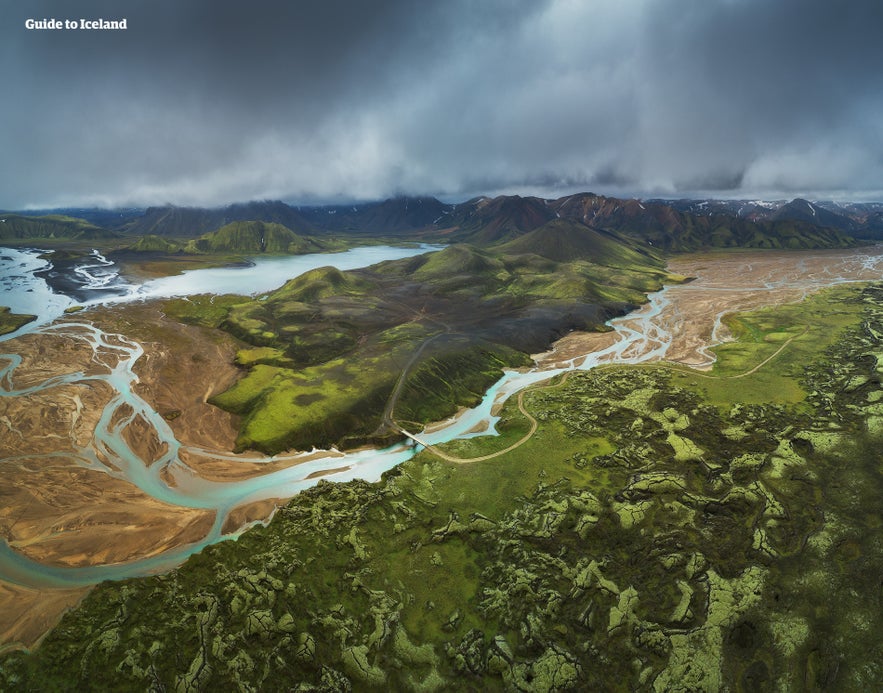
[1,244,882,589]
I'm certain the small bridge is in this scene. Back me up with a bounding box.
[391,424,434,450]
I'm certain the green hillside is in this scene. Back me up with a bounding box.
[184,221,337,254]
[411,244,505,279]
[0,214,119,241]
[125,234,183,253]
[549,193,856,252]
[0,307,36,335]
[439,195,557,245]
[175,235,677,453]
[498,218,657,265]
[121,201,316,238]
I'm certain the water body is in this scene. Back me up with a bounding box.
[0,244,442,339]
[1,245,882,589]
[0,249,73,330]
[133,245,437,300]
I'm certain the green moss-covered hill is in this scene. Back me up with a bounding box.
[120,200,316,238]
[183,221,338,255]
[497,218,658,265]
[0,306,36,335]
[0,214,120,241]
[167,237,676,454]
[125,234,184,253]
[4,282,881,691]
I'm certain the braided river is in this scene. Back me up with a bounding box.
[1,244,882,605]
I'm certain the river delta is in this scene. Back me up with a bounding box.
[0,245,882,689]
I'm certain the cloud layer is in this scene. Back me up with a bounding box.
[3,0,882,208]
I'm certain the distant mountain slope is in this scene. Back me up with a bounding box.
[418,193,854,252]
[438,195,557,245]
[299,196,452,234]
[547,193,855,251]
[122,207,225,237]
[497,218,657,265]
[124,234,183,253]
[0,214,120,241]
[184,221,332,254]
[13,208,145,229]
[769,198,858,232]
[121,201,315,238]
[662,197,883,240]
[5,192,877,248]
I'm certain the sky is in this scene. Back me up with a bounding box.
[3,0,883,209]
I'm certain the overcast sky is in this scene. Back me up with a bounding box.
[3,0,882,209]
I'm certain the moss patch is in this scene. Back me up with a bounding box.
[0,306,36,335]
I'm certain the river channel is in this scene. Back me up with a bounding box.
[1,245,882,592]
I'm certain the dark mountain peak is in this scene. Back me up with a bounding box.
[443,194,556,244]
[298,195,449,234]
[370,195,447,215]
[770,198,855,232]
[543,193,856,251]
[122,201,314,238]
[474,193,548,213]
[223,200,315,233]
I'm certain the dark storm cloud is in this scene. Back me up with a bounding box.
[629,0,883,196]
[2,0,882,208]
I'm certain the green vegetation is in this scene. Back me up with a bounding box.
[660,283,867,408]
[0,306,35,335]
[113,221,349,259]
[183,221,343,255]
[0,214,119,241]
[126,234,183,253]
[498,218,656,266]
[119,200,316,239]
[162,294,250,329]
[442,194,857,253]
[3,283,882,690]
[196,240,675,453]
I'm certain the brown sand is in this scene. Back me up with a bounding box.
[0,457,215,568]
[222,498,285,534]
[88,303,246,451]
[532,331,619,369]
[0,302,293,648]
[0,582,89,652]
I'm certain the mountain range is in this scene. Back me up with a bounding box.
[4,192,879,251]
